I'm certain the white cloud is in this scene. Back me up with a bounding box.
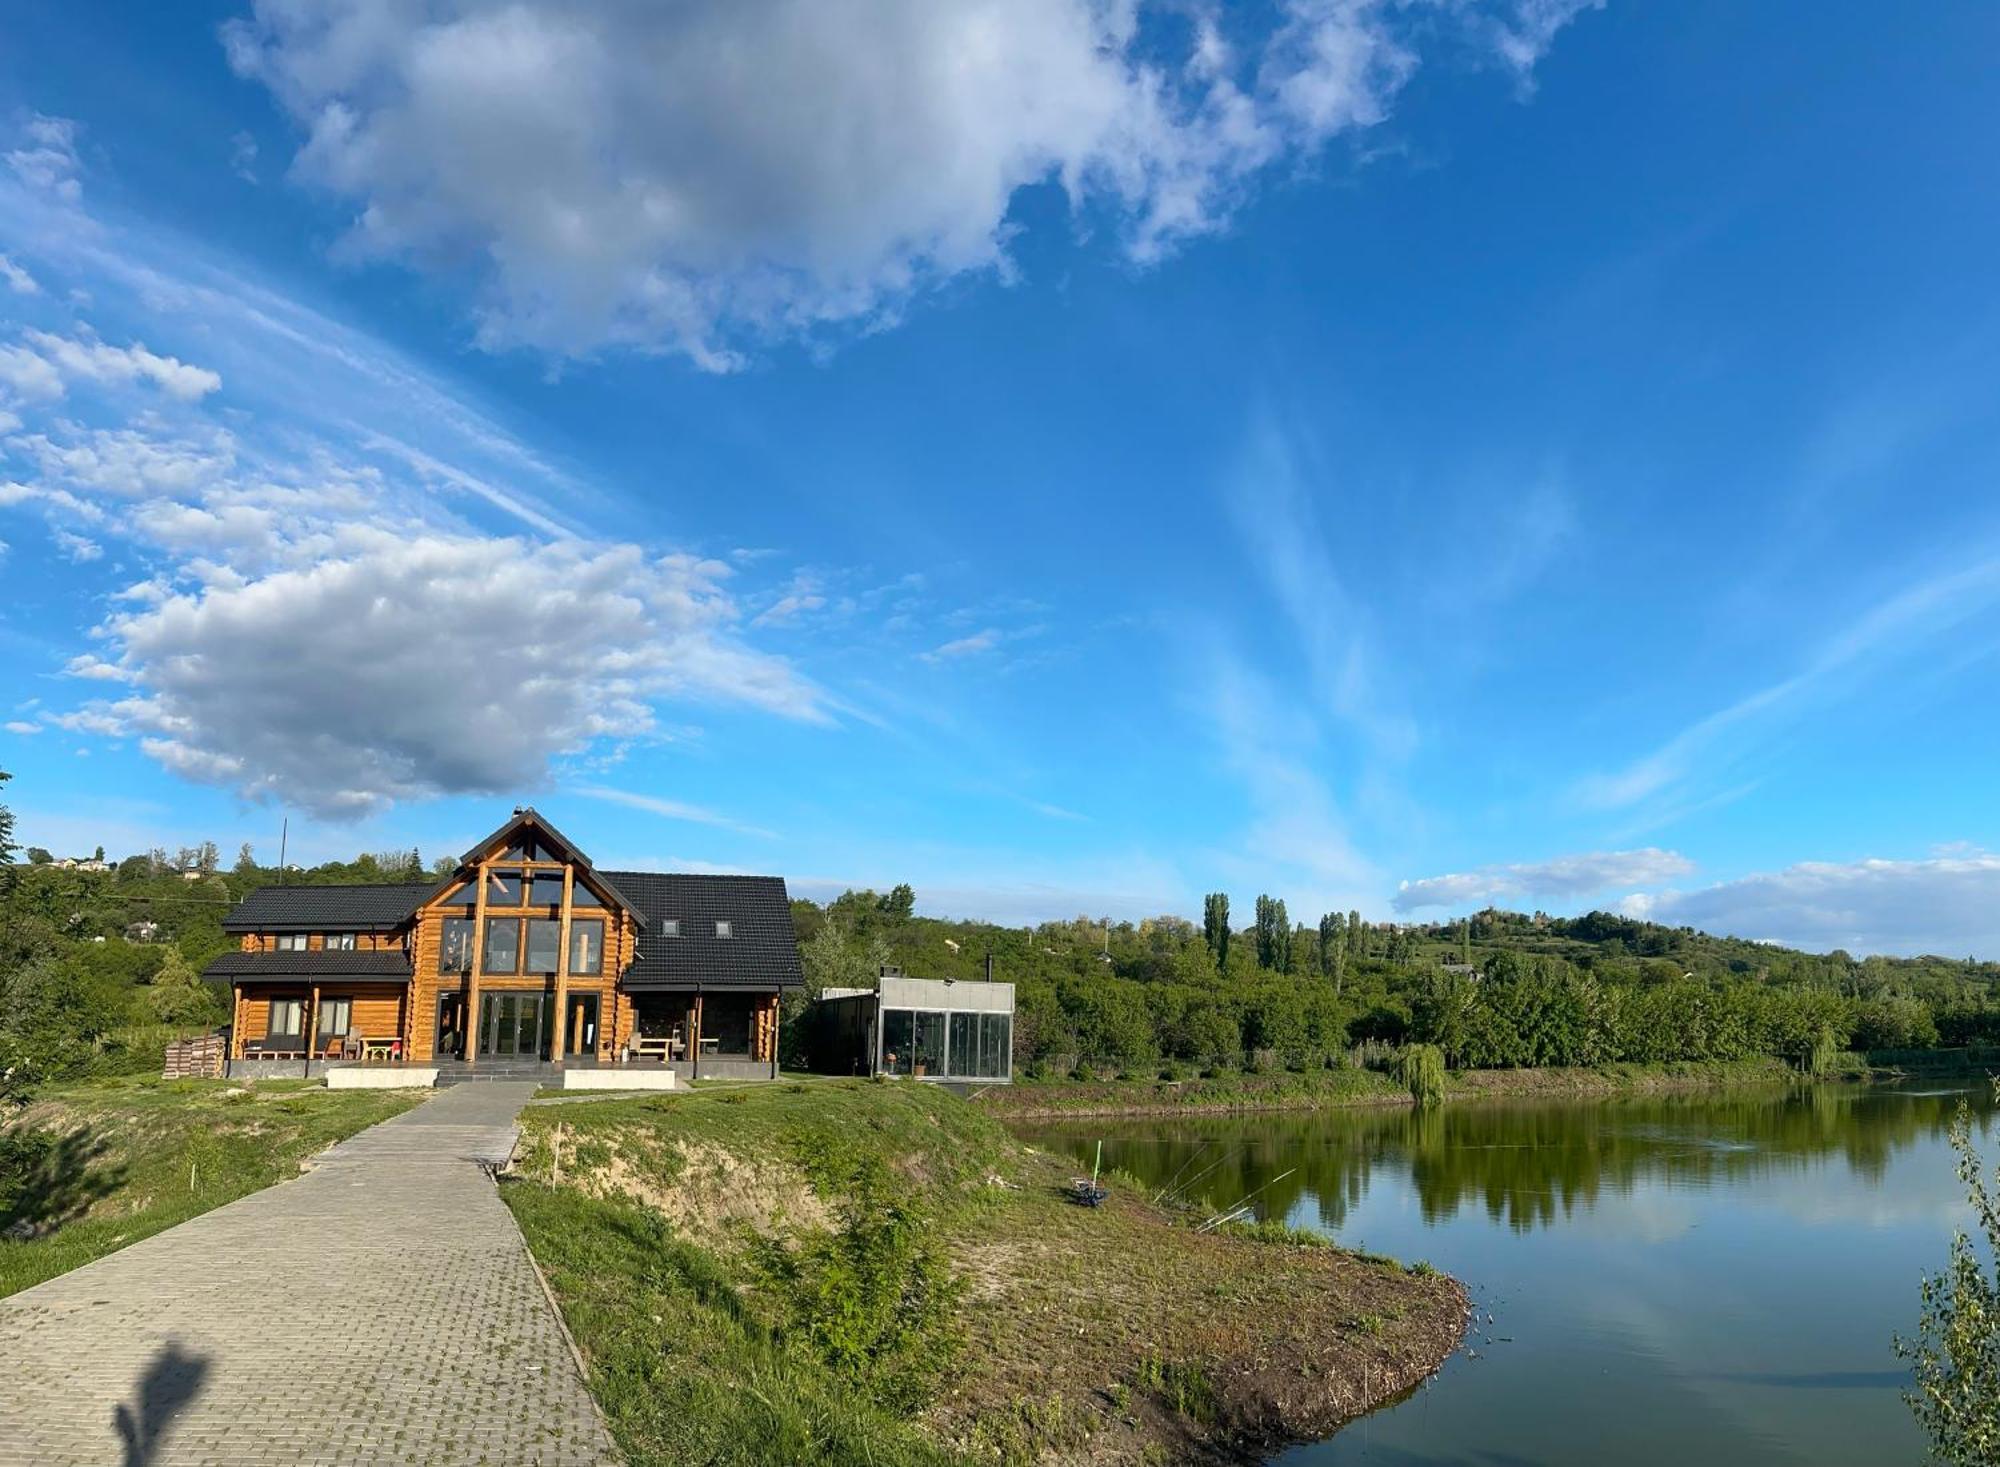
[5,114,82,202]
[223,0,1592,365]
[50,529,102,562]
[2,721,39,735]
[21,328,221,400]
[1394,847,1696,912]
[923,628,1003,662]
[231,131,260,183]
[0,251,39,295]
[0,343,64,400]
[64,534,829,819]
[571,783,777,839]
[1627,851,2000,959]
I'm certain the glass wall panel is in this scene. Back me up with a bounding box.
[442,882,476,907]
[948,1013,977,1076]
[913,1010,947,1076]
[568,918,604,975]
[881,1009,913,1075]
[439,917,473,971]
[524,918,561,973]
[484,869,524,905]
[483,917,520,974]
[572,882,604,908]
[979,1014,1011,1078]
[528,872,566,906]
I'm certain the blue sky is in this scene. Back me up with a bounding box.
[3,1,1999,955]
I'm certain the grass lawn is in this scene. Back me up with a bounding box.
[0,1075,422,1298]
[503,1078,1463,1466]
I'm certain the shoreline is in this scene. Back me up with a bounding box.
[502,1080,1471,1466]
[977,1057,1807,1121]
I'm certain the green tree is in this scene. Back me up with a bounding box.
[234,842,257,875]
[1253,895,1289,971]
[876,884,916,922]
[1318,911,1347,997]
[1202,893,1230,971]
[1897,1082,2000,1464]
[0,768,14,898]
[1396,1043,1448,1107]
[1348,909,1364,959]
[145,947,220,1028]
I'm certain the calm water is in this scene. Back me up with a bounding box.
[1017,1081,1998,1466]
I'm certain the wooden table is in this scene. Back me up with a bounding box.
[360,1037,402,1063]
[631,1036,674,1062]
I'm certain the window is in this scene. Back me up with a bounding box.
[316,998,353,1039]
[660,919,680,938]
[269,997,303,1037]
[528,872,566,906]
[949,1012,977,1077]
[714,921,733,939]
[483,917,521,974]
[275,933,309,951]
[572,882,603,909]
[442,882,477,907]
[913,1010,947,1076]
[484,869,524,905]
[979,1014,1011,1079]
[524,918,561,974]
[569,918,605,976]
[881,1008,912,1075]
[324,932,357,951]
[439,917,474,971]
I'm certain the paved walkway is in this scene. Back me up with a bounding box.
[0,1083,620,1466]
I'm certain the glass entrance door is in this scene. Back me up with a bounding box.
[478,992,547,1059]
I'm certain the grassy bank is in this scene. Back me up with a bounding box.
[501,1078,1465,1466]
[976,1056,1803,1119]
[0,1076,421,1297]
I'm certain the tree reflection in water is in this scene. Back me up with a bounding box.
[1019,1081,1999,1235]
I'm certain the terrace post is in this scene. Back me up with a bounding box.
[305,982,319,1080]
[552,866,574,1065]
[467,860,490,1068]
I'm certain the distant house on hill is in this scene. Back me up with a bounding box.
[1441,962,1483,980]
[124,920,162,943]
[206,806,803,1082]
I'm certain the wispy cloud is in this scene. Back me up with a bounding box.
[1576,554,2000,815]
[571,783,778,840]
[1623,848,2000,959]
[922,627,1003,662]
[1394,847,1695,913]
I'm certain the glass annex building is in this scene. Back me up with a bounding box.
[812,969,1015,1083]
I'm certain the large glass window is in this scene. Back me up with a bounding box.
[316,998,353,1040]
[569,918,605,976]
[949,1013,977,1076]
[440,917,474,971]
[442,882,477,907]
[572,882,603,909]
[483,917,521,974]
[979,1014,1011,1078]
[524,918,561,973]
[269,997,303,1036]
[484,869,524,905]
[528,872,566,906]
[913,1010,947,1076]
[881,1009,913,1075]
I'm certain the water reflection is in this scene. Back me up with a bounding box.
[1023,1083,1994,1235]
[1015,1081,1999,1467]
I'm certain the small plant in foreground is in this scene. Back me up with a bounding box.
[1896,1081,2000,1464]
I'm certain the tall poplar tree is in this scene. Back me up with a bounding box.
[1202,892,1231,971]
[1318,911,1348,997]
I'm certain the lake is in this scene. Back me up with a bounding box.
[1015,1079,1997,1465]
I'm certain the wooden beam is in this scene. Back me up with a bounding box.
[691,993,703,1081]
[467,858,490,1067]
[306,983,320,1073]
[230,985,243,1061]
[552,865,574,1065]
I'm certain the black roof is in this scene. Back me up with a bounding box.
[204,950,413,984]
[220,883,430,933]
[606,872,804,990]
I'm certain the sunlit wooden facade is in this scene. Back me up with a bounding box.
[206,809,799,1075]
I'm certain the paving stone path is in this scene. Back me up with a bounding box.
[0,1082,620,1466]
